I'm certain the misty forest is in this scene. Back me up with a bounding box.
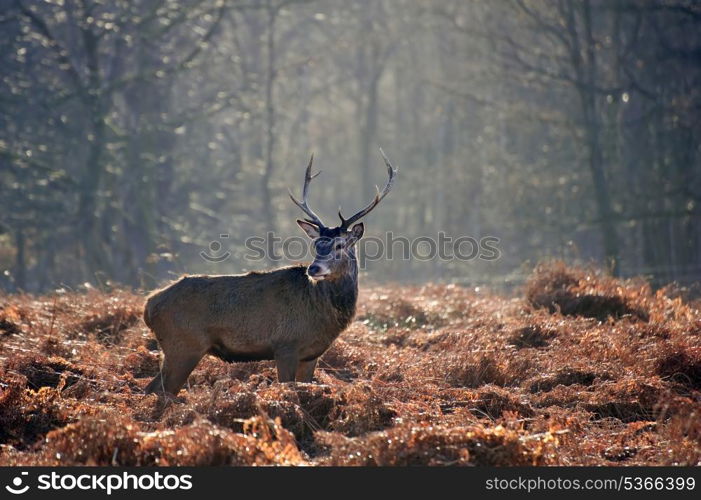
[0,0,700,468]
[1,0,699,292]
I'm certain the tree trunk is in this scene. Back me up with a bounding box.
[572,0,621,275]
[261,0,277,244]
[14,228,26,291]
[360,68,380,199]
[76,22,109,281]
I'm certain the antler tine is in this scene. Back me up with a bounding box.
[288,154,325,227]
[339,148,398,229]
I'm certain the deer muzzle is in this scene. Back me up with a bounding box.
[307,261,331,280]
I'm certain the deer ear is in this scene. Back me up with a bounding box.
[297,220,320,239]
[348,222,364,244]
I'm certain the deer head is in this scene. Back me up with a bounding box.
[289,149,397,280]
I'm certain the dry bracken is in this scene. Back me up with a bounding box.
[0,262,699,466]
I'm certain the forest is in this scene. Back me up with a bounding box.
[0,0,700,469]
[1,0,700,291]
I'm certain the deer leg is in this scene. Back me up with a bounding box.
[275,349,299,383]
[146,350,204,396]
[144,371,164,394]
[295,358,318,383]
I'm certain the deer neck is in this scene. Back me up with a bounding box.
[311,254,358,328]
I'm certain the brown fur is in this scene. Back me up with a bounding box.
[143,264,358,395]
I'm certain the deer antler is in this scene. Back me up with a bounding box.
[289,154,325,227]
[338,148,397,229]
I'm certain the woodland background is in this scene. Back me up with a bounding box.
[1,0,700,292]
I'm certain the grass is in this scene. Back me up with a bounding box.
[0,262,699,466]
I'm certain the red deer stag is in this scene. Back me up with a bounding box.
[143,151,397,395]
